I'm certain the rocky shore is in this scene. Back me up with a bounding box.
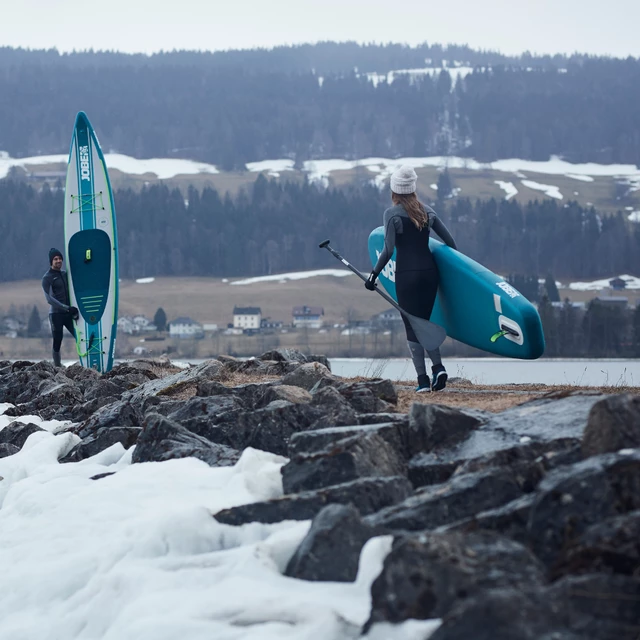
[1,351,639,639]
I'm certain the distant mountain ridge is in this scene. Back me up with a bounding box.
[0,44,639,167]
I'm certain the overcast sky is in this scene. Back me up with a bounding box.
[2,0,638,58]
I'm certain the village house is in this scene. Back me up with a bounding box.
[169,317,204,339]
[233,307,262,330]
[292,305,324,329]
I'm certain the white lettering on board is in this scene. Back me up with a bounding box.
[375,251,396,282]
[79,145,91,182]
[496,281,520,298]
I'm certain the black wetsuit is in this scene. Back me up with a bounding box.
[372,204,456,343]
[41,268,75,351]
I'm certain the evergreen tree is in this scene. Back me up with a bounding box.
[154,307,167,332]
[544,275,561,302]
[537,295,558,356]
[27,305,41,337]
[437,169,453,201]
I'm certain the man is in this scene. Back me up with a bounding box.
[41,248,79,367]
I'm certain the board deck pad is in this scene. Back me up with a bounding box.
[64,112,119,372]
[368,227,545,359]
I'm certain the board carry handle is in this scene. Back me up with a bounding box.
[490,324,521,343]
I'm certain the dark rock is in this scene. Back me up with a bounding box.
[582,394,640,458]
[262,400,293,411]
[213,475,412,525]
[307,354,331,370]
[0,443,20,458]
[308,386,357,429]
[281,432,406,494]
[60,427,142,463]
[365,531,546,630]
[227,382,277,410]
[439,494,537,545]
[406,403,487,454]
[63,363,101,391]
[166,395,245,438]
[90,472,116,481]
[122,360,224,403]
[427,588,580,640]
[281,362,334,391]
[548,573,640,640]
[196,380,236,398]
[68,396,121,422]
[254,360,302,376]
[0,421,45,449]
[75,400,144,439]
[140,395,187,417]
[288,422,405,458]
[17,379,85,420]
[408,452,459,488]
[133,413,241,467]
[285,504,379,582]
[554,510,640,578]
[9,360,37,372]
[84,379,128,402]
[411,393,605,474]
[257,385,312,408]
[356,412,408,426]
[213,402,324,456]
[528,450,640,568]
[102,363,159,381]
[337,378,398,405]
[365,467,523,532]
[259,348,308,364]
[104,373,151,390]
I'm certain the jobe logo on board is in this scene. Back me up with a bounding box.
[375,251,396,282]
[496,281,520,298]
[79,145,91,182]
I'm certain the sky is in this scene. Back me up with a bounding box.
[1,0,639,58]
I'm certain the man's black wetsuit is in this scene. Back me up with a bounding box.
[41,267,75,353]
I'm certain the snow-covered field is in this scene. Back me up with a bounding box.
[0,405,438,640]
[230,269,352,285]
[2,150,639,194]
[567,274,640,291]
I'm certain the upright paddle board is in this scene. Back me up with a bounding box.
[368,227,545,359]
[64,111,119,372]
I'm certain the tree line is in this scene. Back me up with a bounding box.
[1,176,639,283]
[1,46,639,166]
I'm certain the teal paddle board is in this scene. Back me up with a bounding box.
[368,227,545,359]
[64,111,119,372]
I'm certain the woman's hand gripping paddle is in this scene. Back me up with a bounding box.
[318,239,446,350]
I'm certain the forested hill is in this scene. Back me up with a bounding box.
[1,176,637,283]
[1,45,639,168]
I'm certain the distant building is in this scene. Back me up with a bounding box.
[593,296,629,309]
[169,317,204,339]
[292,305,324,328]
[202,323,219,332]
[117,317,139,335]
[609,277,627,291]
[370,309,403,326]
[132,315,157,332]
[261,317,283,329]
[233,306,262,330]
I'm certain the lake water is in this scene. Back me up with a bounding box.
[328,358,640,387]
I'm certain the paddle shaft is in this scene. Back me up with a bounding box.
[319,241,407,315]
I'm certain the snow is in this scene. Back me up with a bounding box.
[364,67,474,89]
[521,180,563,200]
[0,404,421,640]
[628,211,640,223]
[246,159,295,178]
[231,269,352,285]
[568,274,640,291]
[495,180,518,200]
[135,277,155,284]
[3,148,639,190]
[0,151,220,180]
[565,173,594,182]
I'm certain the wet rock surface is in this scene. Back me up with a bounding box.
[1,359,640,638]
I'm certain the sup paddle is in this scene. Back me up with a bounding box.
[319,239,446,350]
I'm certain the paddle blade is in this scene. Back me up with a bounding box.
[405,313,447,350]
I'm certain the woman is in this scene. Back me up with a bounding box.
[365,165,457,392]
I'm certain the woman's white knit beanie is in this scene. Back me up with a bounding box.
[390,165,418,194]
